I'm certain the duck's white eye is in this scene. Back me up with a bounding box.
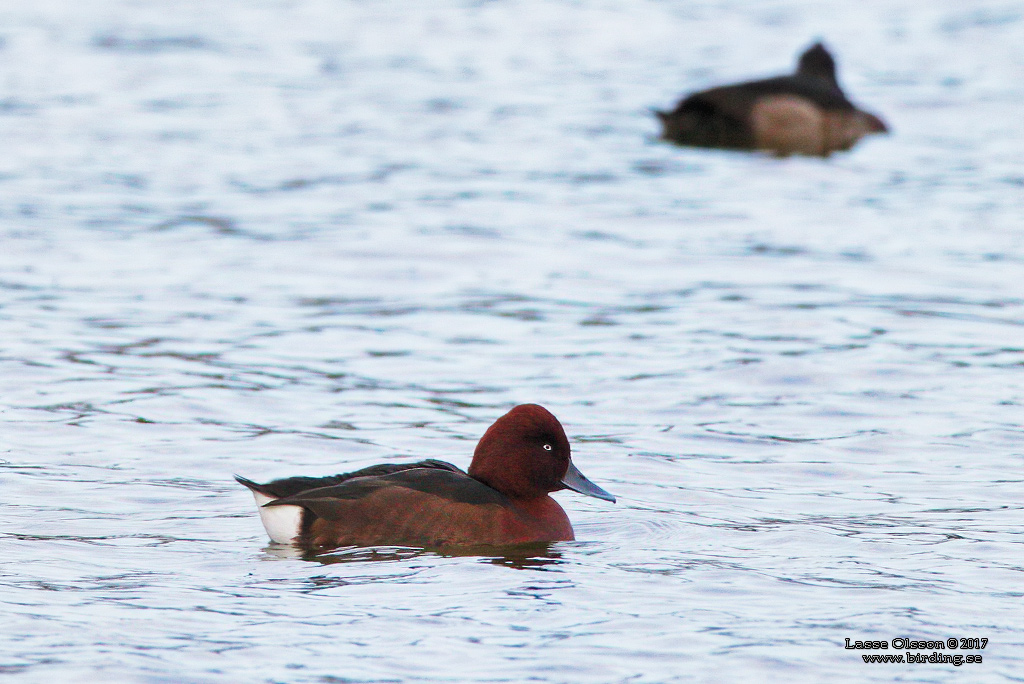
[543,444,553,451]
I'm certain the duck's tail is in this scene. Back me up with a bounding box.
[234,474,278,498]
[235,475,303,544]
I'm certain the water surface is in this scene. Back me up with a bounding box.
[1,0,1023,681]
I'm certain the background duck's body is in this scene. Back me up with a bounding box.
[657,43,887,157]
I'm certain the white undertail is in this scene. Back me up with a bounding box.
[251,491,303,544]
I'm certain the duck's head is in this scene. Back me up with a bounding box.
[797,42,838,85]
[469,404,615,503]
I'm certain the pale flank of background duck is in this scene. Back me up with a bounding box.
[235,404,615,551]
[656,42,888,157]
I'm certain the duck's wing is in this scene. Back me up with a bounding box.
[234,459,463,499]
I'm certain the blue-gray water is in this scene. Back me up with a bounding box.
[1,1,1022,681]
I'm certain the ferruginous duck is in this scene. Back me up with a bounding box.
[235,404,615,550]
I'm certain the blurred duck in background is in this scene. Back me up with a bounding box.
[656,42,888,157]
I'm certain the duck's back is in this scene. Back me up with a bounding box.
[235,459,462,499]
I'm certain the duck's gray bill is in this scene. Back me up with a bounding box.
[561,461,616,503]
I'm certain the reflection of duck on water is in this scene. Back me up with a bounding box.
[656,43,888,157]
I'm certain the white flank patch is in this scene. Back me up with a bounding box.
[250,491,302,544]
